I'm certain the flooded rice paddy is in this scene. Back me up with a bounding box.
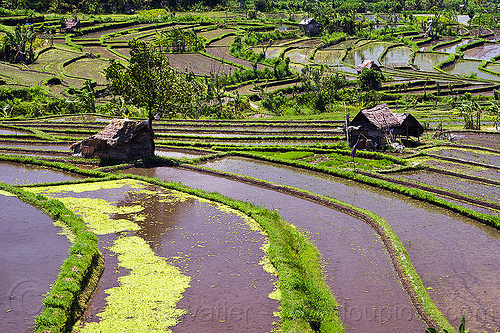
[433,39,473,54]
[195,157,500,332]
[413,52,449,72]
[443,60,500,81]
[382,46,412,66]
[32,179,278,332]
[124,166,425,332]
[0,142,71,151]
[0,128,30,135]
[389,170,500,207]
[314,49,344,67]
[343,42,389,67]
[425,147,500,167]
[423,159,500,182]
[0,192,71,332]
[0,161,83,185]
[463,43,500,61]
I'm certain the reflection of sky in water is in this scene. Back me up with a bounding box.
[444,60,500,81]
[463,43,500,61]
[413,52,448,72]
[344,42,388,66]
[382,46,411,65]
[434,39,472,54]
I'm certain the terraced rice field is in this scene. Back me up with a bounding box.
[2,19,500,333]
[64,58,109,85]
[165,53,238,76]
[1,116,500,332]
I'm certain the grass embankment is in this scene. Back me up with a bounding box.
[176,163,454,332]
[2,152,343,332]
[126,174,344,332]
[0,183,103,333]
[231,152,500,230]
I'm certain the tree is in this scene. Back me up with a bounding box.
[105,40,189,135]
[0,24,36,63]
[358,68,384,91]
[77,80,96,113]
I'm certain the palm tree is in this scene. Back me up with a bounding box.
[0,24,36,63]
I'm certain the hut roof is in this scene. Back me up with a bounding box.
[92,118,153,147]
[350,103,400,131]
[299,18,317,26]
[394,112,424,134]
[64,19,80,29]
[355,60,379,73]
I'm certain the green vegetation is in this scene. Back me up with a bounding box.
[0,183,102,333]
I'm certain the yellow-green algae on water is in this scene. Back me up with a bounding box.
[0,189,15,196]
[77,236,190,333]
[27,179,191,332]
[56,197,143,235]
[28,179,275,331]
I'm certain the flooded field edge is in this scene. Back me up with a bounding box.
[173,163,451,331]
[0,183,102,333]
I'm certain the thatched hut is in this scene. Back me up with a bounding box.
[355,60,380,74]
[347,104,423,149]
[70,119,154,160]
[299,18,321,36]
[61,19,81,33]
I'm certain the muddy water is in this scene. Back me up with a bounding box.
[284,49,313,63]
[0,142,71,151]
[464,43,500,61]
[413,52,449,72]
[426,147,500,167]
[314,49,344,67]
[47,181,278,331]
[434,39,473,54]
[0,128,29,135]
[0,162,82,185]
[423,159,500,182]
[0,192,70,332]
[196,157,500,332]
[155,149,204,159]
[124,167,425,332]
[390,170,500,208]
[444,59,500,81]
[344,42,389,67]
[382,46,412,66]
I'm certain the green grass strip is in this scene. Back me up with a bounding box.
[123,173,344,332]
[234,152,500,230]
[0,183,103,333]
[177,163,454,332]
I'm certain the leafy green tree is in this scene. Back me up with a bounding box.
[105,40,189,132]
[77,80,96,113]
[358,68,384,91]
[0,24,36,63]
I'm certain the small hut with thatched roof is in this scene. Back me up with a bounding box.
[347,104,423,149]
[70,119,154,160]
[299,18,321,36]
[355,60,380,74]
[60,19,81,33]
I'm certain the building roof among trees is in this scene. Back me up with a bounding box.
[91,118,153,146]
[355,60,380,73]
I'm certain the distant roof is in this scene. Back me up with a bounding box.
[299,18,317,25]
[92,118,153,147]
[355,59,379,72]
[349,104,400,131]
